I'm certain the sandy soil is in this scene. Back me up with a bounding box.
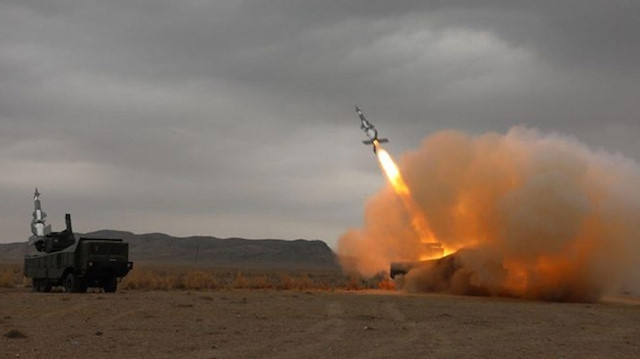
[1,288,640,359]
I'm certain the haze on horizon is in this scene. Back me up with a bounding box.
[1,1,638,247]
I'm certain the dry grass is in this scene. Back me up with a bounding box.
[120,265,370,291]
[119,265,396,291]
[0,262,389,291]
[0,264,24,288]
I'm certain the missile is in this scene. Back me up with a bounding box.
[355,106,388,154]
[30,188,51,239]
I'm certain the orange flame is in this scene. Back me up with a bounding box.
[375,143,409,195]
[374,141,448,260]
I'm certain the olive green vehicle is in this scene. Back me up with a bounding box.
[24,189,133,293]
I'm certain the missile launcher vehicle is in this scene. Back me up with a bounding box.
[23,189,133,293]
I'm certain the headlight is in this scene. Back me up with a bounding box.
[88,261,93,267]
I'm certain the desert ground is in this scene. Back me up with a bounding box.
[2,287,640,359]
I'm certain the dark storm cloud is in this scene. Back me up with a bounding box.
[254,1,640,68]
[1,0,638,244]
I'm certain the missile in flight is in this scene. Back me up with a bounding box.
[355,106,388,154]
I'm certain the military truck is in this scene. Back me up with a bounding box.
[24,189,133,293]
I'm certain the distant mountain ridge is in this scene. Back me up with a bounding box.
[0,230,339,270]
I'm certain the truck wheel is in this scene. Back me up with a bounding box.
[35,279,50,292]
[103,277,118,293]
[42,279,52,293]
[63,273,78,293]
[32,278,41,292]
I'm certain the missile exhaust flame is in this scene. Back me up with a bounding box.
[374,142,445,260]
[374,142,408,195]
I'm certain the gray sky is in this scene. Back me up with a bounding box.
[1,0,638,246]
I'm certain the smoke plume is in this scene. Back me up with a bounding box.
[338,127,640,301]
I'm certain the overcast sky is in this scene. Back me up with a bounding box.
[1,0,638,246]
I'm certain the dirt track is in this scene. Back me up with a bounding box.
[2,288,640,358]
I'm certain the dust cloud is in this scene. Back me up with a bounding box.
[338,127,640,301]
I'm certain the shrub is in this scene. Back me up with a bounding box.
[0,264,23,288]
[0,269,14,288]
[232,272,248,289]
[182,270,219,290]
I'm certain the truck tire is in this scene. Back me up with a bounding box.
[35,278,52,293]
[63,273,79,293]
[42,279,52,293]
[103,277,118,293]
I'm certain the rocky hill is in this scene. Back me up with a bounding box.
[0,230,338,270]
